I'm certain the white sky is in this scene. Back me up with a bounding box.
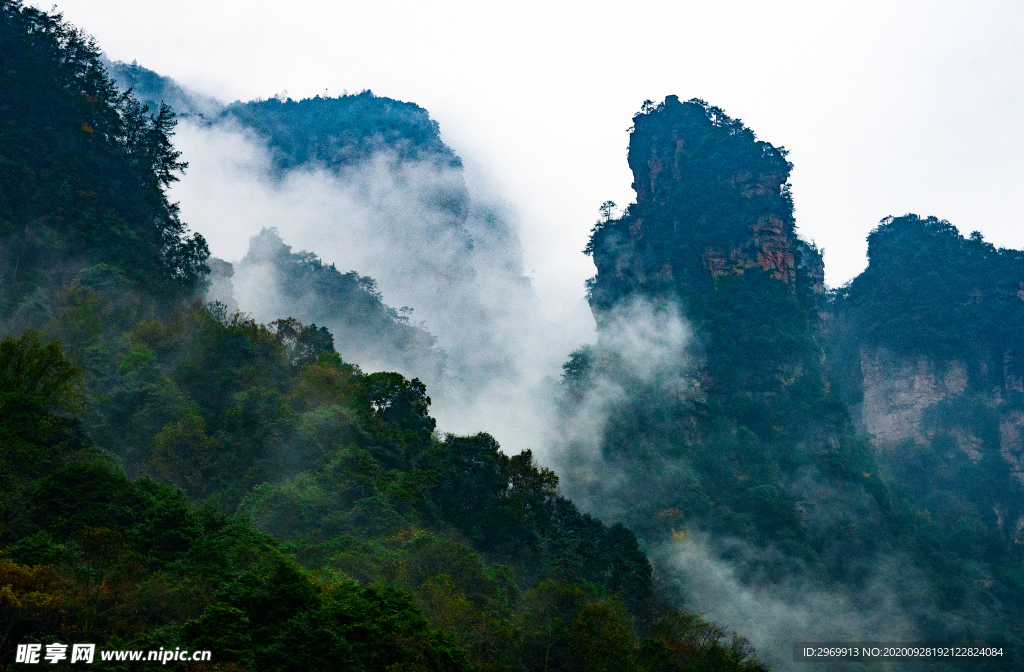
[36,0,1024,289]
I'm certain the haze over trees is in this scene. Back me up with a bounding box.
[0,3,769,670]
[4,2,1024,670]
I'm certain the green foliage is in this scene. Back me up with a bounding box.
[627,96,792,252]
[359,372,437,459]
[0,325,461,670]
[830,214,1024,363]
[272,317,335,367]
[224,90,461,173]
[147,402,218,498]
[637,611,767,672]
[565,95,1024,659]
[0,329,87,529]
[0,283,753,670]
[103,57,222,119]
[569,96,871,565]
[818,214,1024,628]
[587,96,796,310]
[0,314,764,671]
[697,270,820,403]
[0,0,209,324]
[239,227,445,379]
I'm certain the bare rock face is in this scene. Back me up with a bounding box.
[859,348,969,446]
[703,215,797,285]
[857,346,1024,480]
[999,411,1024,484]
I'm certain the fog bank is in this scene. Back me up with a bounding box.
[170,118,595,456]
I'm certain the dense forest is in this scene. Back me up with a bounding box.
[0,2,770,670]
[223,92,463,173]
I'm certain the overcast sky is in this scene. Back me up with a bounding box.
[36,0,1024,290]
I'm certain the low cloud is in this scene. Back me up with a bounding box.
[655,534,927,671]
[551,298,697,517]
[547,297,945,671]
[170,117,593,455]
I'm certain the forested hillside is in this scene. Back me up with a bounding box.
[568,97,873,562]
[105,57,533,400]
[223,92,462,173]
[213,90,534,397]
[215,228,446,386]
[0,5,208,329]
[0,3,769,670]
[7,1,1023,670]
[102,58,221,120]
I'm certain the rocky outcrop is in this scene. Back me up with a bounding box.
[795,240,825,297]
[628,96,808,292]
[703,215,796,285]
[857,346,1024,480]
[858,348,969,446]
[583,95,834,416]
[825,214,1024,492]
[206,257,238,313]
[588,96,823,321]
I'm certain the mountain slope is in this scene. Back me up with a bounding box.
[0,2,208,329]
[0,5,770,671]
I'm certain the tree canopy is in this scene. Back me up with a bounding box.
[0,0,209,328]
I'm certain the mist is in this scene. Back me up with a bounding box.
[654,536,930,672]
[154,80,965,672]
[170,116,595,456]
[550,298,695,501]
[547,296,971,672]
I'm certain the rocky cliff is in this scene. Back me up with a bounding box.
[559,97,1024,659]
[572,95,866,554]
[825,215,1024,488]
[587,97,826,404]
[850,347,1024,482]
[858,349,971,446]
[588,97,823,324]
